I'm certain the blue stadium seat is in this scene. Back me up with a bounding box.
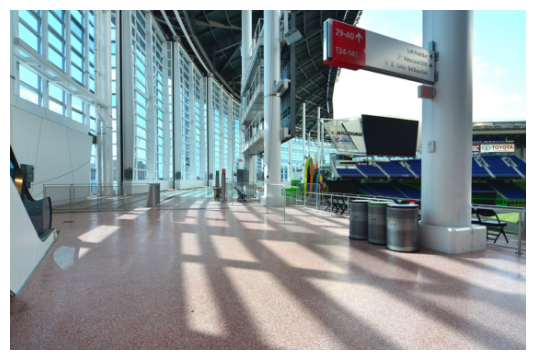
[362,183,406,198]
[377,161,414,177]
[472,158,491,177]
[396,184,421,199]
[505,156,526,175]
[356,164,387,177]
[490,182,526,199]
[482,156,520,177]
[405,160,421,176]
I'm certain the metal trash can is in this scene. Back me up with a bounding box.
[368,201,388,245]
[349,200,369,240]
[146,183,160,207]
[386,203,419,252]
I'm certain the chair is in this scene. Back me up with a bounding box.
[471,208,482,225]
[476,208,508,243]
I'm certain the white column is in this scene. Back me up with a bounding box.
[120,11,135,183]
[317,107,321,164]
[263,10,282,201]
[419,10,486,254]
[241,11,252,92]
[302,103,306,181]
[321,119,324,165]
[101,11,113,188]
[206,76,214,186]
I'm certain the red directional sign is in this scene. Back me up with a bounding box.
[323,18,436,83]
[323,19,366,71]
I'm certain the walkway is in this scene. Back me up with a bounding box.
[10,206,526,349]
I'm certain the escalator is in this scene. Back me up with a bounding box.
[10,146,53,240]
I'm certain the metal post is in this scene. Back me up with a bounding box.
[517,211,523,255]
[70,184,74,211]
[302,103,306,182]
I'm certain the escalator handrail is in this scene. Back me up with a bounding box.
[10,145,53,236]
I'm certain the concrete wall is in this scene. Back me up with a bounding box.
[10,97,93,199]
[10,179,56,295]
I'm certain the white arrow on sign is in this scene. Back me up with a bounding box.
[356,33,363,43]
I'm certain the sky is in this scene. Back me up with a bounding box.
[333,10,526,122]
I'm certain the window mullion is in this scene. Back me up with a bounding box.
[65,11,72,78]
[84,10,90,92]
[42,11,49,63]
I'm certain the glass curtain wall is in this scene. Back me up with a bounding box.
[131,10,149,181]
[179,49,192,180]
[232,102,240,175]
[167,42,173,181]
[212,85,221,175]
[111,12,119,185]
[15,10,97,183]
[193,70,203,180]
[153,27,165,180]
[222,93,230,177]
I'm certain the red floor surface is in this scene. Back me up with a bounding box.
[10,206,526,349]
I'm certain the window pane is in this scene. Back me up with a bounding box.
[71,19,83,38]
[71,34,83,53]
[48,82,63,102]
[19,65,39,89]
[135,56,146,72]
[135,92,146,106]
[136,80,146,93]
[71,96,83,111]
[136,138,147,148]
[136,104,146,117]
[71,65,84,83]
[19,11,39,32]
[49,100,64,115]
[48,12,63,34]
[136,126,146,138]
[136,148,147,159]
[136,115,146,128]
[135,68,146,83]
[52,10,64,19]
[72,110,83,123]
[48,30,64,51]
[19,23,39,52]
[50,46,65,68]
[19,84,39,104]
[71,10,83,24]
[71,50,83,67]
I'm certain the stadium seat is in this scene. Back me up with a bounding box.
[376,161,414,177]
[482,156,520,177]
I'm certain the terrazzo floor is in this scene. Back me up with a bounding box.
[10,205,526,349]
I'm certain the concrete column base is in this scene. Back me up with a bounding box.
[419,222,487,254]
[261,196,286,207]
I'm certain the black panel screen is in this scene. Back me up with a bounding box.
[361,115,419,157]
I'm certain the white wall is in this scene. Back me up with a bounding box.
[10,97,93,200]
[178,180,206,190]
[10,179,56,295]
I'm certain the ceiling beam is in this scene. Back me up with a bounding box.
[195,19,241,31]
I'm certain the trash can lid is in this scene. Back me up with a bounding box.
[387,203,419,208]
[369,201,389,206]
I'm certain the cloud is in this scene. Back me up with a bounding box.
[472,56,524,119]
[409,32,422,46]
